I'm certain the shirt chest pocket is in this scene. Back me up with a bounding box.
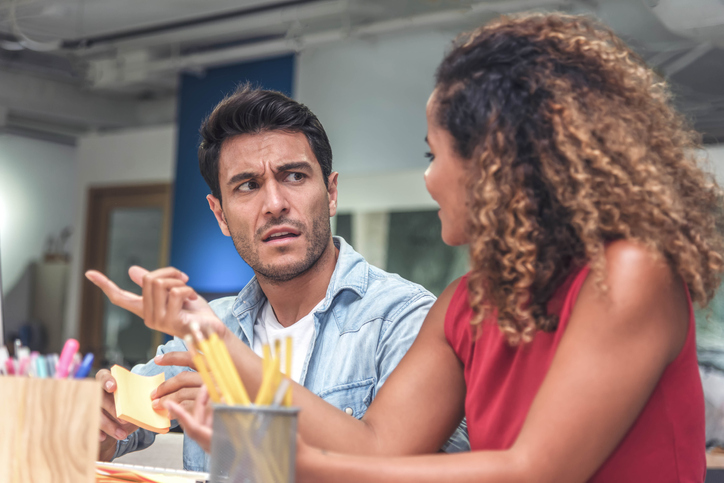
[317,378,375,419]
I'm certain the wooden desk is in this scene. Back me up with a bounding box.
[0,377,100,483]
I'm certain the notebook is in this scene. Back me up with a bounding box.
[96,461,208,483]
[111,365,171,434]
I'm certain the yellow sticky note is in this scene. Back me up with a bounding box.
[110,365,170,434]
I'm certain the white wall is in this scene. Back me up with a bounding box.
[63,125,176,341]
[0,134,77,292]
[295,29,724,217]
[296,29,458,212]
[705,145,724,185]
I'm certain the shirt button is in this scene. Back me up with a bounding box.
[344,407,354,416]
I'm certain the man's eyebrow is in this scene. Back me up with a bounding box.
[275,161,314,173]
[225,161,313,186]
[227,170,261,186]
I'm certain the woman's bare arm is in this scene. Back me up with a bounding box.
[210,277,467,455]
[89,265,467,456]
[296,241,691,482]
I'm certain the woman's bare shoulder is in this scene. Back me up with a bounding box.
[578,239,688,360]
[423,276,467,333]
[603,240,680,296]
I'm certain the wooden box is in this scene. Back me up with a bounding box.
[0,376,101,483]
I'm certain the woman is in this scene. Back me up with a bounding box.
[170,12,722,482]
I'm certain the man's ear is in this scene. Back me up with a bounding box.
[327,172,339,218]
[207,194,231,237]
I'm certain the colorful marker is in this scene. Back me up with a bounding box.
[35,354,48,379]
[74,353,94,379]
[55,339,79,379]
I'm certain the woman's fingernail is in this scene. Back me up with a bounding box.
[105,381,113,391]
[115,429,126,440]
[152,399,160,409]
[150,388,157,399]
[154,355,163,363]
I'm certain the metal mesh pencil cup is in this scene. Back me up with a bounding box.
[209,405,299,483]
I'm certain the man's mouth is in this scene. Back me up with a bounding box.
[263,231,301,242]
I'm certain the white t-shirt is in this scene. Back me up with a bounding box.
[251,299,321,383]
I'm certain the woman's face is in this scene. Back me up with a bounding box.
[424,91,470,246]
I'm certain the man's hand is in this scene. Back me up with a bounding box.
[85,266,167,318]
[96,369,139,461]
[151,351,203,415]
[86,266,225,339]
[165,385,214,453]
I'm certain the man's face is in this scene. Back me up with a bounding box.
[207,131,338,283]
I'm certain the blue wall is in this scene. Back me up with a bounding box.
[170,54,295,295]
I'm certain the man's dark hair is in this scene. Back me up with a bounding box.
[198,84,333,203]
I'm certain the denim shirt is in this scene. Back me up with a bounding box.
[114,237,470,471]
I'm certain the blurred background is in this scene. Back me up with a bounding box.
[1,0,724,374]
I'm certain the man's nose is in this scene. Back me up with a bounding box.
[262,180,290,217]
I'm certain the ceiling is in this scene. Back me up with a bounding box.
[0,0,723,144]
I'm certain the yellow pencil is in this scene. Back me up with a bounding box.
[273,339,282,400]
[184,335,221,403]
[284,337,293,407]
[191,322,235,404]
[209,332,251,405]
[255,344,275,405]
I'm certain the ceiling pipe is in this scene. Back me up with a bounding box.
[662,42,713,76]
[90,0,571,89]
[0,0,327,52]
[70,0,350,54]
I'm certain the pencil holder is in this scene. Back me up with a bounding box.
[209,405,299,483]
[0,376,101,483]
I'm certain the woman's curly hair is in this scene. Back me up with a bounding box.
[434,12,724,345]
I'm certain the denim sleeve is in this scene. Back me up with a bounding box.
[112,336,189,460]
[441,418,470,453]
[376,292,471,453]
[375,292,434,389]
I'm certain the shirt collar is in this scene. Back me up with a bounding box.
[230,236,368,320]
[323,236,368,304]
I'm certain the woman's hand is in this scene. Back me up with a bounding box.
[165,385,214,453]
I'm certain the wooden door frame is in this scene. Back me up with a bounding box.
[78,183,171,361]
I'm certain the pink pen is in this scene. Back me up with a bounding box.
[5,358,15,375]
[16,347,31,376]
[55,339,79,379]
[17,357,30,376]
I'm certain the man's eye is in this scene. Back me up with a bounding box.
[286,172,305,182]
[424,151,435,162]
[237,181,258,191]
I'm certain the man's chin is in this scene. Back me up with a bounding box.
[238,228,332,283]
[254,263,310,283]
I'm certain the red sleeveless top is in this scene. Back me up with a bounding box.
[445,266,705,482]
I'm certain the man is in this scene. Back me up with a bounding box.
[88,85,469,472]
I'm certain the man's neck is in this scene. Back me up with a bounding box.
[256,238,339,328]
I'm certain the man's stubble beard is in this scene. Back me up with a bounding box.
[228,208,332,284]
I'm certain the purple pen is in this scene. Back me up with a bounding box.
[74,353,94,379]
